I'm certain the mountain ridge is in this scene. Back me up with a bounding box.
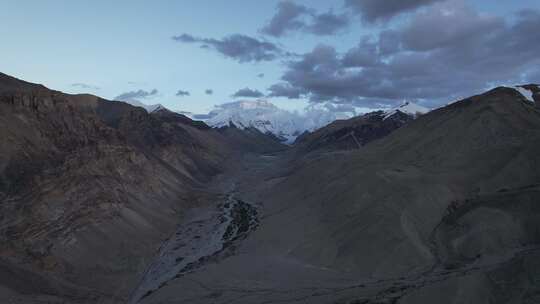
[2,73,540,303]
[0,72,284,303]
[137,84,540,304]
[200,99,431,144]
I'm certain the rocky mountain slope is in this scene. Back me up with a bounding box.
[515,84,540,104]
[293,101,429,153]
[202,100,305,143]
[0,73,283,304]
[139,85,540,304]
[294,109,417,153]
[2,72,540,304]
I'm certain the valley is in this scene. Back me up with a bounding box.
[3,1,540,303]
[136,152,540,304]
[1,73,540,304]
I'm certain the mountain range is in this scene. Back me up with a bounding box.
[187,99,429,143]
[1,72,540,304]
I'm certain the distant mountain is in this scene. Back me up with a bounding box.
[295,101,430,152]
[198,100,430,144]
[119,99,166,113]
[201,100,336,143]
[383,100,430,119]
[513,84,540,104]
[203,100,301,143]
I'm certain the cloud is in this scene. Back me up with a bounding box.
[378,30,401,55]
[268,83,306,99]
[342,37,379,67]
[321,102,357,113]
[172,33,283,62]
[232,88,264,98]
[192,113,217,120]
[345,0,444,23]
[71,83,99,90]
[257,73,265,78]
[269,4,540,108]
[205,89,214,95]
[260,1,349,37]
[177,110,193,116]
[115,89,158,101]
[307,10,350,35]
[396,1,504,52]
[176,89,190,97]
[260,1,309,37]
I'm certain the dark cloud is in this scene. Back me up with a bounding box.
[268,83,306,99]
[269,4,540,107]
[342,37,379,67]
[172,33,283,62]
[378,30,401,55]
[205,89,214,95]
[232,88,264,98]
[307,10,350,36]
[260,1,349,37]
[71,83,99,90]
[115,89,158,101]
[397,1,504,52]
[260,1,309,37]
[176,89,190,97]
[345,0,444,23]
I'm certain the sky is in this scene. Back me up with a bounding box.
[1,0,539,115]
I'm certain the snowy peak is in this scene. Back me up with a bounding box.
[205,100,302,143]
[512,84,540,103]
[384,101,430,120]
[202,100,358,143]
[149,104,170,113]
[119,99,166,113]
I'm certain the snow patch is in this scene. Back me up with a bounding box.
[383,101,430,120]
[119,99,165,113]
[514,86,535,103]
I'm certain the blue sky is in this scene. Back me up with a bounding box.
[1,0,539,114]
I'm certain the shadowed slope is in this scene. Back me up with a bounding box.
[142,86,540,304]
[0,73,283,303]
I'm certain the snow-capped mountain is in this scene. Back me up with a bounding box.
[512,85,539,103]
[204,100,303,143]
[120,99,165,113]
[383,101,430,119]
[199,100,431,143]
[202,100,361,143]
